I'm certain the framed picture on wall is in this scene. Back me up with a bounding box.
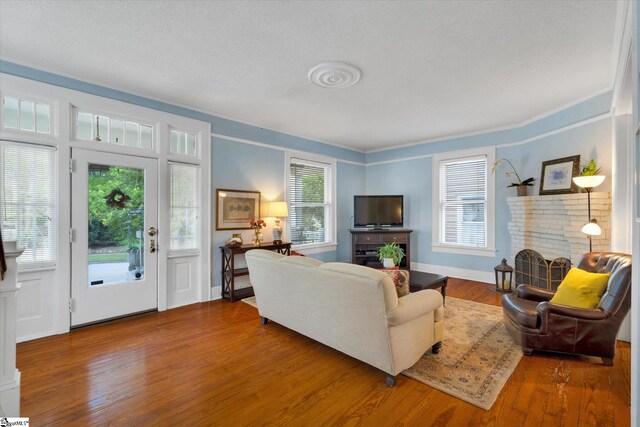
[216,189,261,230]
[539,155,580,195]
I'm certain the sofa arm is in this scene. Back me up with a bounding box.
[516,285,555,302]
[536,301,608,321]
[386,290,443,326]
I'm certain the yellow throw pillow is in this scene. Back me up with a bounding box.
[550,267,611,309]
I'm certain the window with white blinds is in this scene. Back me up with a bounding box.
[169,163,199,251]
[0,142,57,266]
[439,156,487,247]
[287,153,335,248]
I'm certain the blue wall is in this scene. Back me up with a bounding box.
[365,95,612,277]
[1,60,613,283]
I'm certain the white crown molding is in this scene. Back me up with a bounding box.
[211,132,365,166]
[366,153,433,167]
[366,112,611,167]
[365,88,613,154]
[610,0,633,110]
[0,57,365,155]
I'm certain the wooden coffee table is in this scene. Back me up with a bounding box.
[409,271,448,304]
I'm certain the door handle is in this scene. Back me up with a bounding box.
[150,239,157,253]
[148,227,157,236]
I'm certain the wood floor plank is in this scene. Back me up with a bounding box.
[16,278,630,426]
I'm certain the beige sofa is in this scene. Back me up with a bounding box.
[245,250,444,386]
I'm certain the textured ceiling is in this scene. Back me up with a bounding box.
[0,1,618,152]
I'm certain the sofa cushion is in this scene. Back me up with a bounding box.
[550,267,610,309]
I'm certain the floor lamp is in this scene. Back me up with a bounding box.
[572,175,605,252]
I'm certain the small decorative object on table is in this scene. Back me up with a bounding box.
[250,219,265,246]
[494,258,514,293]
[378,242,405,268]
[492,158,535,197]
[225,234,243,247]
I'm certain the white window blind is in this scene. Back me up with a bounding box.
[288,157,333,246]
[169,163,199,251]
[0,142,57,266]
[439,156,487,247]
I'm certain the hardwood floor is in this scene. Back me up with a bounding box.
[17,279,631,426]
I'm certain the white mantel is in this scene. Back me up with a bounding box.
[0,241,23,417]
[507,192,612,266]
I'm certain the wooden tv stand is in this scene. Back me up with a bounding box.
[349,228,412,269]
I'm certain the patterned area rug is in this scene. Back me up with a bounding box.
[242,296,522,410]
[402,297,523,410]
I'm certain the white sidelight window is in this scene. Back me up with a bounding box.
[432,147,495,256]
[0,142,57,266]
[169,163,200,251]
[286,151,336,249]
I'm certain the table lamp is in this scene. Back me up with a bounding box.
[267,201,289,244]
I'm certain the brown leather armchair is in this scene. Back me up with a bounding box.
[502,252,632,366]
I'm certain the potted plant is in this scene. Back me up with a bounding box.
[378,242,405,268]
[573,159,605,189]
[492,158,535,196]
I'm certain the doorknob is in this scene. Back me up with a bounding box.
[148,227,157,236]
[150,239,157,253]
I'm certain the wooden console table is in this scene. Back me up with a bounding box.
[220,241,291,301]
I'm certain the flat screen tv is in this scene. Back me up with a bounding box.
[354,195,403,228]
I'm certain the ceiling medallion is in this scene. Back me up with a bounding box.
[308,61,362,89]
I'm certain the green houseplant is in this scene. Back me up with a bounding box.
[579,159,602,176]
[492,158,535,196]
[378,242,405,268]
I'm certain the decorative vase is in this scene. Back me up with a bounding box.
[383,258,395,268]
[252,230,263,246]
[517,185,528,197]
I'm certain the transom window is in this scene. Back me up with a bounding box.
[170,130,197,156]
[2,96,51,134]
[76,111,153,149]
[286,152,336,248]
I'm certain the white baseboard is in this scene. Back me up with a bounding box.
[410,262,494,284]
[210,286,222,301]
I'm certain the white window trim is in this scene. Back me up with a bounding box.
[285,149,337,252]
[431,146,496,257]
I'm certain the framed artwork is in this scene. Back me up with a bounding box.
[216,189,261,230]
[539,155,580,195]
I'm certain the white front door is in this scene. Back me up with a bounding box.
[71,148,158,326]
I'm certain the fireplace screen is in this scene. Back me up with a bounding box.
[514,249,571,291]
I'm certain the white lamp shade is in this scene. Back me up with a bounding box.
[581,221,602,236]
[572,175,605,189]
[267,201,289,218]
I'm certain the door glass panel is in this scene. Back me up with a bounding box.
[88,164,144,286]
